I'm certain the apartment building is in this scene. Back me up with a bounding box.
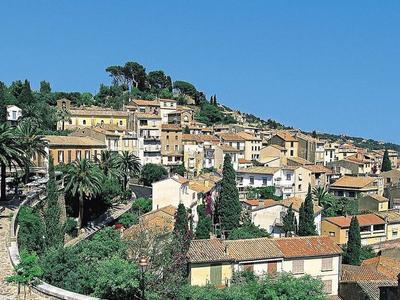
[268,131,299,158]
[237,131,262,161]
[158,99,177,123]
[167,106,193,127]
[243,197,322,236]
[160,124,183,170]
[217,133,245,160]
[56,99,129,130]
[329,176,384,199]
[135,112,162,165]
[187,236,342,296]
[321,214,387,246]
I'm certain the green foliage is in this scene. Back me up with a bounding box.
[118,212,138,227]
[64,217,78,235]
[182,125,190,134]
[228,221,270,240]
[40,80,51,94]
[298,185,317,236]
[140,163,168,186]
[344,216,361,265]
[173,81,197,98]
[43,156,64,249]
[216,155,242,233]
[174,203,189,239]
[178,273,326,300]
[195,101,236,126]
[147,70,172,92]
[381,149,392,172]
[131,197,152,215]
[17,206,45,254]
[170,163,186,176]
[247,186,282,201]
[6,250,43,287]
[195,204,212,239]
[116,150,141,191]
[282,203,296,237]
[360,245,376,261]
[321,196,358,217]
[92,256,140,300]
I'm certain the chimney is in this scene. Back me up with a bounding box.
[224,244,229,255]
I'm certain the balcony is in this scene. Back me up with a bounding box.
[143,145,161,152]
[142,135,160,140]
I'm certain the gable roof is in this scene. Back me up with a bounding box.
[363,194,389,203]
[362,256,400,280]
[287,156,314,165]
[375,210,400,223]
[330,176,375,189]
[236,166,280,175]
[45,135,106,147]
[127,99,160,107]
[218,133,246,142]
[237,132,261,141]
[275,131,297,142]
[341,264,391,281]
[304,165,333,174]
[182,134,219,143]
[324,214,385,228]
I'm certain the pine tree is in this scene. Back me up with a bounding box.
[345,216,361,265]
[39,81,51,94]
[381,149,392,172]
[18,80,35,107]
[43,156,64,248]
[216,154,242,234]
[195,204,212,239]
[282,203,296,237]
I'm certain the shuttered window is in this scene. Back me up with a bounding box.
[268,261,277,274]
[210,264,222,286]
[322,280,332,294]
[292,260,304,274]
[321,257,333,271]
[243,263,254,272]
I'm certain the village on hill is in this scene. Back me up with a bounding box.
[1,61,400,300]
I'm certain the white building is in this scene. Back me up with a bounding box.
[6,105,22,125]
[159,99,177,124]
[135,113,162,165]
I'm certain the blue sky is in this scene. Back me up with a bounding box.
[1,1,400,142]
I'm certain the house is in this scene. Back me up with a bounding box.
[295,132,324,164]
[358,194,389,213]
[167,107,194,127]
[259,144,286,165]
[34,135,107,167]
[56,99,129,130]
[160,124,183,170]
[217,133,245,160]
[327,155,372,176]
[6,105,22,125]
[321,213,386,245]
[268,131,299,158]
[304,164,333,189]
[158,99,177,124]
[152,173,221,225]
[324,143,338,166]
[329,176,384,199]
[375,210,400,241]
[187,236,342,295]
[380,169,400,187]
[236,132,262,161]
[236,166,280,198]
[244,197,322,236]
[135,112,162,165]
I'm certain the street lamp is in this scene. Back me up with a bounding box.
[138,256,148,300]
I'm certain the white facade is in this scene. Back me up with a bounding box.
[159,99,177,124]
[6,105,22,123]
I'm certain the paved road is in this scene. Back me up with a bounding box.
[0,204,47,300]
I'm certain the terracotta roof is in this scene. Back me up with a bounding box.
[237,132,261,141]
[364,194,389,203]
[188,181,215,193]
[224,238,283,261]
[280,197,323,214]
[304,165,333,174]
[136,112,161,119]
[324,214,385,228]
[330,176,375,189]
[158,98,177,103]
[45,135,106,147]
[268,144,287,151]
[362,256,400,280]
[218,133,246,142]
[275,131,297,142]
[341,264,391,281]
[236,166,280,175]
[356,280,398,300]
[238,158,252,164]
[217,144,242,152]
[171,174,190,185]
[287,157,314,165]
[161,124,182,131]
[122,205,176,240]
[187,239,230,263]
[128,99,160,106]
[182,134,219,143]
[242,199,261,206]
[275,236,342,258]
[345,155,370,165]
[375,210,400,223]
[197,173,222,184]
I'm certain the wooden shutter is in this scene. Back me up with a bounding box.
[268,261,277,274]
[243,263,254,272]
[210,263,222,285]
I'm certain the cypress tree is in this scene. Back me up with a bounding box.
[174,203,189,239]
[216,154,242,234]
[345,216,361,265]
[298,203,305,235]
[381,149,392,172]
[282,203,296,237]
[43,156,64,248]
[195,204,212,239]
[303,184,317,235]
[18,80,35,107]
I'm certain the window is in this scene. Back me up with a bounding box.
[267,261,277,274]
[68,119,72,124]
[166,145,170,151]
[348,191,356,198]
[210,264,222,285]
[76,150,81,160]
[322,280,332,294]
[292,260,304,274]
[249,176,255,185]
[329,232,336,237]
[175,145,179,151]
[125,140,129,147]
[360,226,371,233]
[168,156,173,162]
[290,142,294,147]
[82,120,86,125]
[337,191,344,197]
[192,193,195,200]
[175,135,178,140]
[242,263,254,272]
[67,150,72,163]
[298,184,302,191]
[262,177,268,185]
[85,150,90,159]
[166,135,169,140]
[286,173,292,181]
[373,224,385,231]
[58,151,64,163]
[94,150,98,162]
[290,150,294,156]
[119,120,123,126]
[387,178,391,184]
[321,257,333,271]
[393,230,398,238]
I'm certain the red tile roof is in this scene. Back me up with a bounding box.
[275,236,342,258]
[324,214,385,228]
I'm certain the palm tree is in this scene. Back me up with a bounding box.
[312,186,329,206]
[56,107,71,131]
[98,150,120,177]
[15,121,48,183]
[116,151,141,191]
[0,124,25,201]
[64,159,103,228]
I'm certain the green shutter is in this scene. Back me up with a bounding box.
[210,263,222,285]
